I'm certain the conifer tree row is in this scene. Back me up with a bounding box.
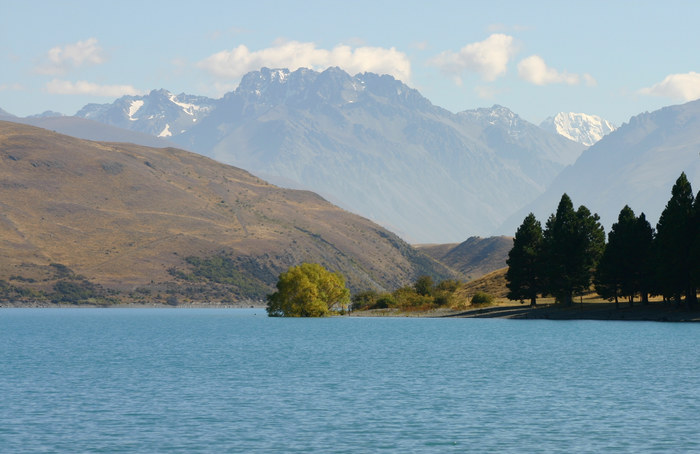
[506,172,699,307]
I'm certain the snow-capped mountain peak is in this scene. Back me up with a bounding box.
[459,105,522,130]
[76,89,215,137]
[540,112,616,146]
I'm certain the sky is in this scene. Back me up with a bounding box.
[2,0,700,126]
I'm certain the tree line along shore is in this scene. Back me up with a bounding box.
[266,172,699,318]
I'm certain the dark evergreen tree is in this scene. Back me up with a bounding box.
[690,190,700,302]
[631,213,655,304]
[542,194,605,305]
[506,213,543,306]
[595,206,653,307]
[573,205,606,297]
[654,173,696,306]
[595,206,634,308]
[542,195,578,305]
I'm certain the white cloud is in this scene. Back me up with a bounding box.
[583,73,598,87]
[197,41,412,83]
[639,72,700,101]
[517,55,582,85]
[36,38,106,75]
[0,83,23,91]
[428,34,516,82]
[45,79,143,97]
[474,85,498,99]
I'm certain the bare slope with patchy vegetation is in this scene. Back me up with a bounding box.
[416,236,512,281]
[0,121,452,304]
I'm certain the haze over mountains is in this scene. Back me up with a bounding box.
[502,99,700,234]
[6,66,693,247]
[69,67,587,242]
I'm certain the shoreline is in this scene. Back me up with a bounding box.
[351,301,700,322]
[3,301,699,322]
[0,301,267,309]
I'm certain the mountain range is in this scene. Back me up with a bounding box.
[12,66,692,249]
[70,67,587,242]
[502,99,700,234]
[0,121,453,301]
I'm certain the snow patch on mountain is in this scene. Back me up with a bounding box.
[158,124,172,137]
[540,112,616,146]
[128,100,144,121]
[460,105,528,139]
[76,89,215,138]
[169,93,206,116]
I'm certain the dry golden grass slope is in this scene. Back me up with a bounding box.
[417,236,512,281]
[0,121,451,300]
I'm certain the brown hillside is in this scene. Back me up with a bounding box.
[416,236,512,281]
[453,267,509,301]
[0,121,452,302]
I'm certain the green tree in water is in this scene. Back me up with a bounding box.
[266,263,350,317]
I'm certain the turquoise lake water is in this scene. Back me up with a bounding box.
[1,308,699,453]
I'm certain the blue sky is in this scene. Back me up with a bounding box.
[2,0,699,125]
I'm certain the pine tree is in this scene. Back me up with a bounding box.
[506,213,543,306]
[690,190,700,303]
[595,206,635,307]
[542,194,605,305]
[654,173,696,306]
[595,206,653,307]
[542,195,578,305]
[631,213,654,304]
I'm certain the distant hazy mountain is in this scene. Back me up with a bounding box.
[11,116,176,148]
[416,236,512,281]
[27,110,65,118]
[540,112,616,146]
[0,107,15,118]
[0,120,452,299]
[502,99,700,235]
[459,105,584,183]
[77,89,216,138]
[76,68,583,243]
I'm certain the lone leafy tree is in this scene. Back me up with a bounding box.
[266,263,350,317]
[506,213,543,306]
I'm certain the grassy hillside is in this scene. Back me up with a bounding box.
[0,121,453,304]
[453,267,509,302]
[416,236,512,281]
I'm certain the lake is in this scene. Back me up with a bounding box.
[1,308,699,453]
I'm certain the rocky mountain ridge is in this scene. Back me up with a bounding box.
[71,67,585,242]
[502,99,700,234]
